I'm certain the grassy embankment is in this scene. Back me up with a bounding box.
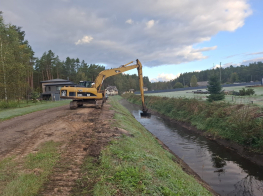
[123,94,263,153]
[0,141,60,196]
[0,100,70,121]
[73,96,212,196]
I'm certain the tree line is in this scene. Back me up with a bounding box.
[34,50,152,94]
[154,62,263,91]
[0,12,34,101]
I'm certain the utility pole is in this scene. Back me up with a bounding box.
[220,62,222,83]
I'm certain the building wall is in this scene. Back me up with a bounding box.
[197,81,208,86]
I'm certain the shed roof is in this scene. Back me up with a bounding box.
[44,82,75,86]
[40,79,70,83]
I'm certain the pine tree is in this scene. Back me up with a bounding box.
[190,75,198,87]
[207,75,225,102]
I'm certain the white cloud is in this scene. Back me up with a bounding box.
[75,36,93,45]
[0,0,252,67]
[193,46,217,52]
[146,20,155,28]
[151,73,179,82]
[125,19,134,24]
[241,57,263,65]
[246,51,263,56]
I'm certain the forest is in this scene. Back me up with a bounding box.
[0,12,262,101]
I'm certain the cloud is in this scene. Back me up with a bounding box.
[193,46,217,52]
[0,0,252,67]
[225,54,240,59]
[146,20,155,28]
[75,36,93,45]
[246,51,263,56]
[125,19,133,24]
[240,57,263,65]
[150,73,179,82]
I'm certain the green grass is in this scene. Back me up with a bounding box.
[73,96,212,196]
[0,141,60,196]
[0,100,70,121]
[148,86,263,106]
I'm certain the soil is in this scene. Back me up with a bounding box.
[0,101,217,195]
[0,103,120,195]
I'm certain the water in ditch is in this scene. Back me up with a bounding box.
[120,99,263,196]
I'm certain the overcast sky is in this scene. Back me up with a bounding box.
[1,0,263,82]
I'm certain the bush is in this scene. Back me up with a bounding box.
[173,82,184,88]
[0,100,18,109]
[239,88,255,96]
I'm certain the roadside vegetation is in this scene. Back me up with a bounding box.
[0,100,70,121]
[73,96,212,195]
[0,141,60,196]
[123,94,263,153]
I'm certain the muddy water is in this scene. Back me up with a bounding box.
[120,99,263,196]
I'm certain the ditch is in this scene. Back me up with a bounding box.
[120,99,263,196]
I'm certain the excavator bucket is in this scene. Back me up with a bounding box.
[140,110,151,118]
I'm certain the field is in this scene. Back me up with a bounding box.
[147,85,263,107]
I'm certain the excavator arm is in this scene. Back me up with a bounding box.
[93,59,148,114]
[92,61,137,90]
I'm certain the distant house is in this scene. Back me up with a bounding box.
[105,86,118,96]
[40,79,75,100]
[143,87,148,91]
[129,89,134,93]
[197,81,208,87]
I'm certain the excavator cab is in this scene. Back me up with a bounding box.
[79,81,93,88]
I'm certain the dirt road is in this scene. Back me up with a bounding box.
[0,103,118,195]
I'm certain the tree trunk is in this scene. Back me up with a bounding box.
[0,40,8,101]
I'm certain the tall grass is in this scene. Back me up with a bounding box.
[123,94,263,152]
[0,100,19,109]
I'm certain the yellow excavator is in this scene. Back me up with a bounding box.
[60,59,151,117]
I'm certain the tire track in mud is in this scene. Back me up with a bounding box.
[40,103,118,196]
[0,105,72,160]
[39,108,100,196]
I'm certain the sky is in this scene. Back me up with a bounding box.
[1,0,263,82]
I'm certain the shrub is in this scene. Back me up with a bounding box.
[207,75,225,102]
[239,88,255,96]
